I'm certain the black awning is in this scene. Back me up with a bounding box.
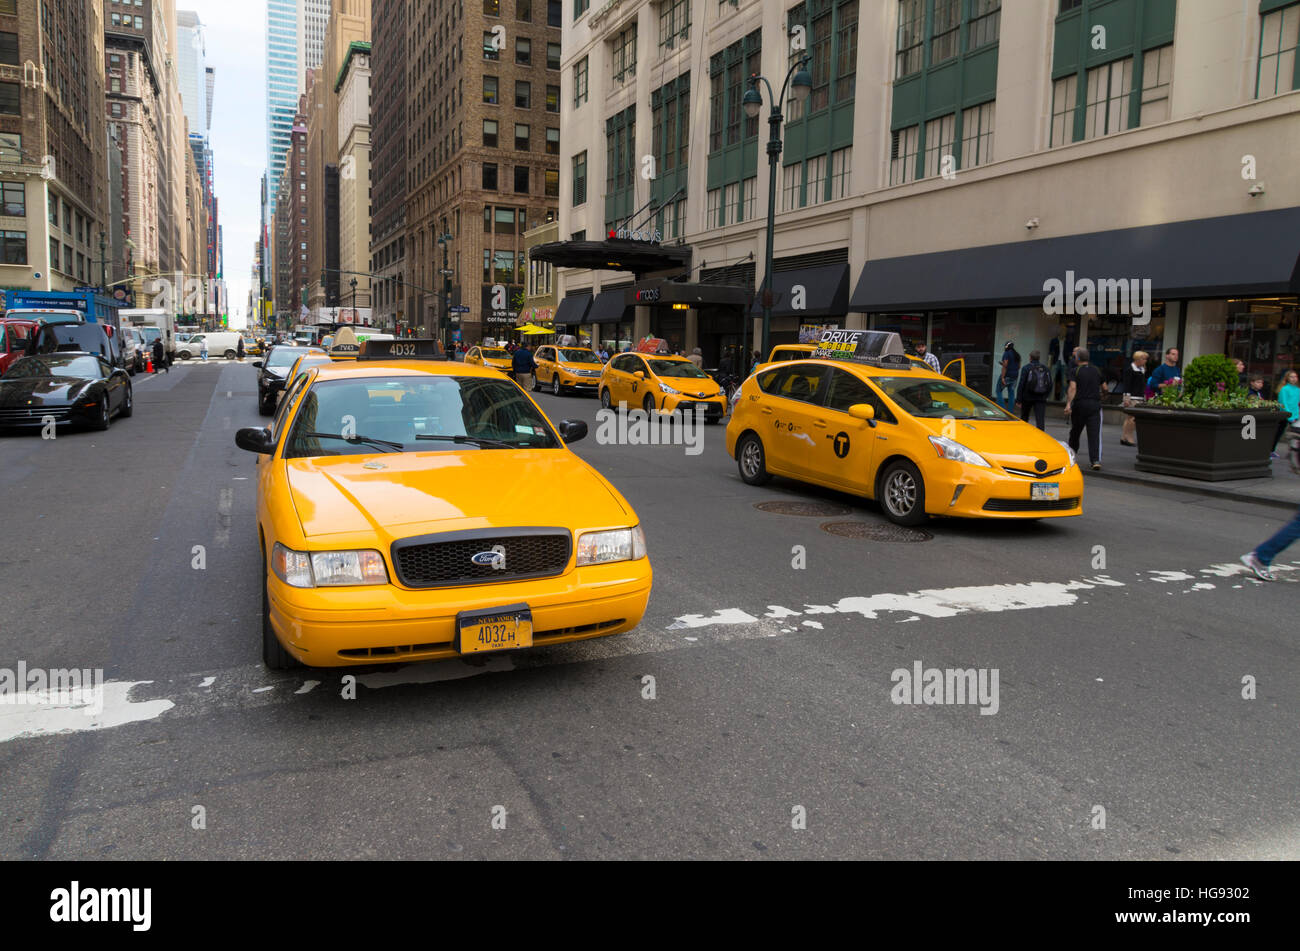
[749,263,850,317]
[849,207,1300,312]
[554,293,592,324]
[531,239,692,276]
[630,279,751,308]
[589,287,632,324]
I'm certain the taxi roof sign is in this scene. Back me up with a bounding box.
[811,330,912,368]
[357,337,447,360]
[328,326,360,360]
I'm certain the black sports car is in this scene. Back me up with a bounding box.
[0,353,133,431]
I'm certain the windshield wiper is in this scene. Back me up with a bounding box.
[300,431,404,452]
[414,433,525,448]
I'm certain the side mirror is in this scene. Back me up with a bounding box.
[634,370,646,379]
[251,360,263,368]
[558,419,588,444]
[235,426,274,454]
[848,403,876,424]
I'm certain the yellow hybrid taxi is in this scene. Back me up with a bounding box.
[465,345,513,373]
[759,342,966,383]
[533,344,603,396]
[234,338,651,669]
[599,350,727,423]
[726,330,1083,526]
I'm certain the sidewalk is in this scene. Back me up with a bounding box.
[1032,404,1300,511]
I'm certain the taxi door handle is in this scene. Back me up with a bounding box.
[813,420,829,429]
[760,406,773,415]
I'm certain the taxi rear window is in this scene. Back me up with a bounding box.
[758,364,824,402]
[283,376,559,457]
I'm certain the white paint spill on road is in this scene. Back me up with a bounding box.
[899,616,921,623]
[198,677,215,688]
[684,636,698,642]
[295,680,320,695]
[1185,582,1215,592]
[356,656,514,689]
[1149,570,1195,583]
[215,486,233,548]
[0,681,173,743]
[802,621,824,630]
[252,686,274,693]
[763,606,801,619]
[666,608,759,630]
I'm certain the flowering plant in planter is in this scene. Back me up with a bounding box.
[1148,355,1279,411]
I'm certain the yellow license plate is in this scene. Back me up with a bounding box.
[457,606,533,654]
[1031,482,1060,501]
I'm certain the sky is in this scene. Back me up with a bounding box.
[189,1,268,328]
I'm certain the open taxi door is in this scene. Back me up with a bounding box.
[943,357,967,385]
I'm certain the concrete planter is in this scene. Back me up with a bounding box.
[1122,406,1290,481]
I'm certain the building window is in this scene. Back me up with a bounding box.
[494,250,516,284]
[496,208,517,234]
[49,237,59,271]
[573,151,587,205]
[484,163,499,190]
[969,0,1000,50]
[546,84,560,112]
[483,75,499,104]
[544,169,559,197]
[722,181,739,224]
[612,23,637,84]
[931,0,960,65]
[805,153,828,205]
[741,176,757,220]
[514,165,529,193]
[960,101,994,168]
[829,147,851,199]
[1,180,25,216]
[889,125,919,185]
[547,42,561,70]
[516,123,530,150]
[1258,3,1299,97]
[0,81,18,115]
[0,32,17,65]
[574,57,589,106]
[484,0,501,15]
[652,74,690,173]
[706,187,721,227]
[660,0,690,49]
[835,1,859,101]
[896,0,924,78]
[1140,45,1173,124]
[1084,57,1132,139]
[515,80,531,108]
[1050,74,1078,146]
[484,32,500,61]
[545,126,559,154]
[517,0,531,20]
[548,0,562,26]
[922,113,955,179]
[781,164,800,212]
[515,37,531,66]
[484,206,493,233]
[574,0,589,19]
[483,118,499,147]
[1,230,26,265]
[134,16,142,28]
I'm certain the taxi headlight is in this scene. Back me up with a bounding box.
[928,435,992,468]
[576,526,647,565]
[272,542,389,587]
[659,383,681,395]
[1058,440,1076,469]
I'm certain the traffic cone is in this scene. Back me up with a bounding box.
[146,356,154,373]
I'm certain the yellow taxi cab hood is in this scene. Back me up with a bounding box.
[912,415,1071,461]
[285,449,631,540]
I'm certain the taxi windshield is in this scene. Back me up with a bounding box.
[283,375,559,457]
[480,348,510,359]
[648,359,709,379]
[872,377,1014,420]
[558,348,600,364]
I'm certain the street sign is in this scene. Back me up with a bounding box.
[439,268,455,275]
[449,305,470,313]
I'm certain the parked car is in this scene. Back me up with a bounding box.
[175,331,242,360]
[0,352,133,431]
[0,317,39,377]
[254,344,324,415]
[119,327,147,374]
[28,321,125,370]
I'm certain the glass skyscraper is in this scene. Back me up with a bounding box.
[265,0,300,218]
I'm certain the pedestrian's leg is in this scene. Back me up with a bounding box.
[1086,407,1101,465]
[1033,399,1045,430]
[1255,507,1300,565]
[1020,400,1031,423]
[1122,413,1136,444]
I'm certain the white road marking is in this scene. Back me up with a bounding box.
[295,680,320,694]
[252,686,274,693]
[215,487,233,548]
[0,681,174,743]
[1149,570,1195,583]
[198,677,215,688]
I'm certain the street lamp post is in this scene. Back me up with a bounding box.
[437,233,453,354]
[350,277,357,323]
[743,57,812,363]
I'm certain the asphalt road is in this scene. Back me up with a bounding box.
[1,359,1296,860]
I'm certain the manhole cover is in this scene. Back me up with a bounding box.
[820,521,932,542]
[754,500,854,517]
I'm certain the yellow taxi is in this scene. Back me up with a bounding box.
[533,344,604,396]
[599,350,727,423]
[759,342,966,383]
[465,345,513,374]
[278,351,334,403]
[234,338,652,669]
[726,330,1082,526]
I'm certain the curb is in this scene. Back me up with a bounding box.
[1084,467,1298,512]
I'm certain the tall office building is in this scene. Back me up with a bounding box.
[265,0,301,217]
[302,0,329,74]
[369,0,407,330]
[177,9,218,280]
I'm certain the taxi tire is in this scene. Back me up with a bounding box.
[879,460,927,526]
[643,393,656,413]
[600,388,612,410]
[551,375,562,396]
[737,433,771,486]
[262,551,301,670]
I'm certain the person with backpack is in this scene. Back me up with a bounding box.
[997,341,1021,410]
[1119,350,1149,446]
[1014,350,1051,429]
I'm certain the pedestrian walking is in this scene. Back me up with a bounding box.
[1119,350,1149,446]
[1065,347,1104,470]
[688,347,703,368]
[236,336,245,361]
[511,342,536,391]
[1241,501,1300,582]
[200,336,209,362]
[1014,350,1050,430]
[1146,347,1181,394]
[150,337,167,374]
[996,341,1021,411]
[915,341,940,373]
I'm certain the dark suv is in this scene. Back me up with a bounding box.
[254,345,323,415]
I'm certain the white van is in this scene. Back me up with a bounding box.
[175,331,242,360]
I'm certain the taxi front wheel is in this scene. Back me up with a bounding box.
[737,433,771,486]
[600,388,612,409]
[879,460,927,526]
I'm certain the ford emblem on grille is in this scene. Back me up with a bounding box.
[471,546,507,569]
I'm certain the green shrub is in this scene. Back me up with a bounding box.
[1182,354,1239,394]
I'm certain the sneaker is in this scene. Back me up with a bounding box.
[1240,552,1276,582]
[1091,463,1101,470]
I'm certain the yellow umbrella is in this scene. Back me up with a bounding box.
[520,324,553,335]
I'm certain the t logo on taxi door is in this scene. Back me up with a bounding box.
[832,432,851,458]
